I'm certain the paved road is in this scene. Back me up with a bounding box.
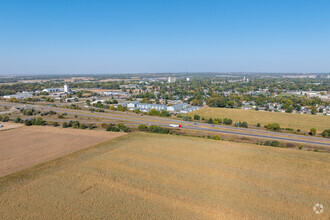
[1,102,329,147]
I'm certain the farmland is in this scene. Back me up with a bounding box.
[0,126,125,176]
[1,133,329,219]
[187,107,330,132]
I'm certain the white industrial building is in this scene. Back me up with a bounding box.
[168,77,176,83]
[101,91,130,99]
[137,103,167,111]
[64,84,70,93]
[3,92,33,99]
[126,100,198,113]
[91,100,105,105]
[127,101,167,111]
[167,103,189,112]
[42,88,63,93]
[180,106,200,114]
[43,85,70,93]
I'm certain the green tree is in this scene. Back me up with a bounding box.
[194,114,200,120]
[14,117,22,123]
[321,129,330,138]
[309,128,317,136]
[311,107,317,115]
[223,118,232,125]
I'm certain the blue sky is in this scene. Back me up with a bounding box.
[0,0,329,74]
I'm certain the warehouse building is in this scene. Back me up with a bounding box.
[136,103,168,111]
[167,103,189,112]
[3,92,33,99]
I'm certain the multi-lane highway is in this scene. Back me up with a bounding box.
[1,102,330,147]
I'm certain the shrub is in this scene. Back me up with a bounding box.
[241,122,248,128]
[214,118,222,124]
[264,141,271,146]
[24,120,32,126]
[79,124,87,129]
[24,117,46,126]
[138,124,148,131]
[117,123,130,132]
[223,118,232,125]
[194,115,200,120]
[321,129,330,138]
[183,116,192,121]
[106,124,113,131]
[208,118,213,124]
[88,124,94,130]
[265,123,281,131]
[235,121,248,128]
[149,125,169,134]
[1,115,9,122]
[123,127,131,132]
[72,121,80,129]
[256,123,261,127]
[212,135,221,140]
[62,122,68,128]
[36,117,46,126]
[271,141,280,147]
[111,127,120,132]
[159,110,170,117]
[14,117,22,123]
[53,122,59,127]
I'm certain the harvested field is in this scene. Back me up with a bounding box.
[0,126,125,176]
[0,133,329,219]
[187,107,330,132]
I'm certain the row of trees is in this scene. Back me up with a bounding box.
[138,125,169,134]
[105,123,130,132]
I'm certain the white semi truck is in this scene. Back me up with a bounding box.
[169,124,182,128]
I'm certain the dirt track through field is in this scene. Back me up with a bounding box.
[0,133,329,219]
[0,126,125,176]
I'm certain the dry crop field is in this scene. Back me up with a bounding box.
[0,126,125,176]
[0,133,329,219]
[187,107,330,132]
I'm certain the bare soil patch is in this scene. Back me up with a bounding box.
[0,122,23,131]
[0,126,125,176]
